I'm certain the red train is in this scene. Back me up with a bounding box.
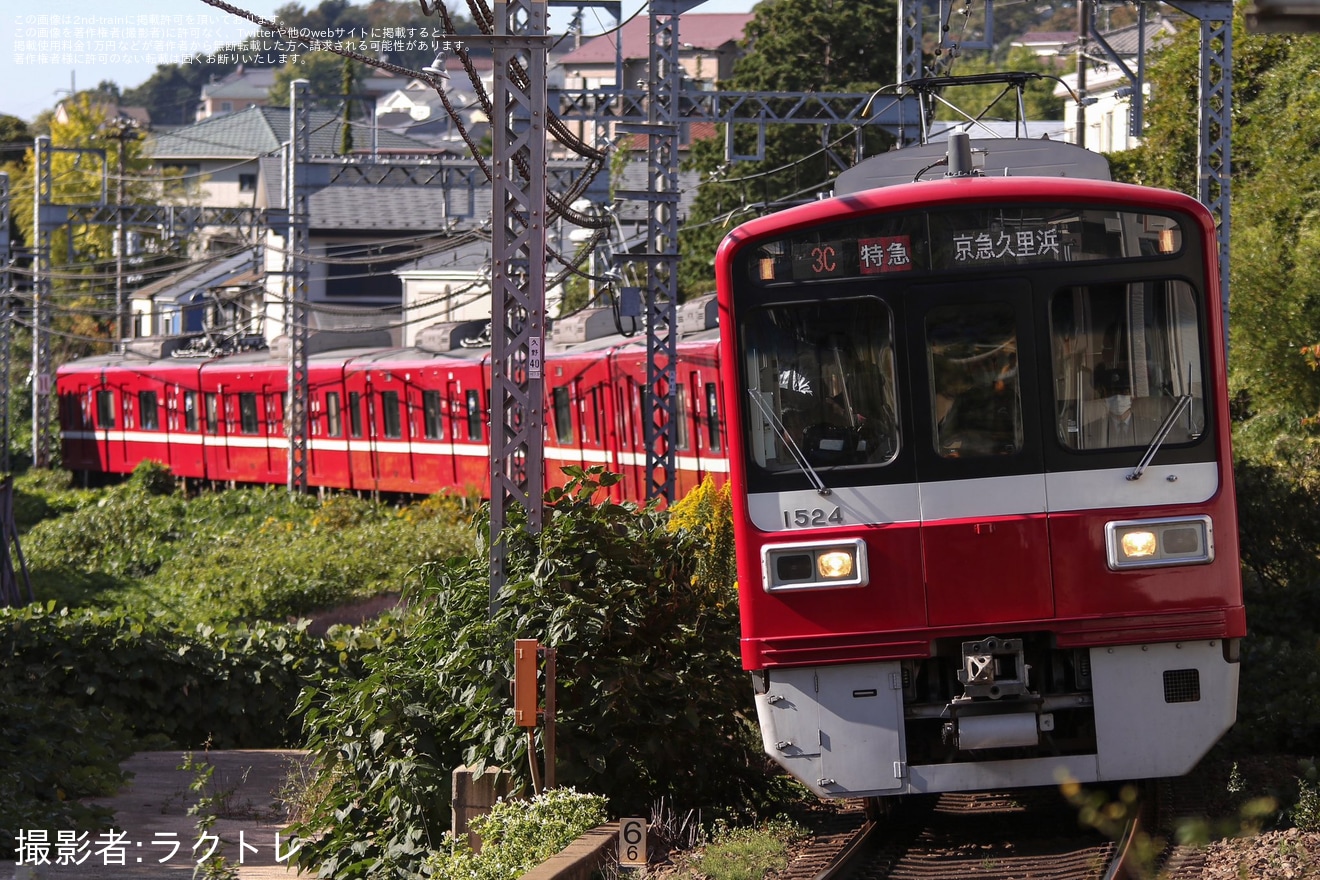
[57,300,727,501]
[59,132,1244,803]
[717,134,1245,799]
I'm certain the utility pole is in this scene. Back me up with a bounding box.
[1076,0,1090,149]
[105,118,139,344]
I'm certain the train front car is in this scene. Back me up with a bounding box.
[715,138,1245,800]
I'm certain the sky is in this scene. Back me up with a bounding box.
[2,0,758,123]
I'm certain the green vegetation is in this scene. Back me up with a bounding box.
[665,820,808,880]
[19,461,480,625]
[423,789,609,880]
[286,466,783,879]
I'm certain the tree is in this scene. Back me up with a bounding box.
[930,47,1068,122]
[6,94,158,364]
[678,0,899,298]
[1111,10,1320,462]
[270,50,353,108]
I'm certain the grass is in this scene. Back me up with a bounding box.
[661,820,807,880]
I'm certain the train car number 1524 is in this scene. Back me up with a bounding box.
[783,506,844,528]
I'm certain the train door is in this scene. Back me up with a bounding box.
[903,281,1054,627]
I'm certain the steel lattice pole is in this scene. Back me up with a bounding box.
[488,0,549,609]
[31,138,52,469]
[640,3,684,505]
[286,80,312,492]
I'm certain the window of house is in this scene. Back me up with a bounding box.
[238,173,257,192]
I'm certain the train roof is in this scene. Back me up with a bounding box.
[56,296,721,379]
[834,137,1113,195]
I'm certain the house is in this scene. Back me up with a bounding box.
[196,64,407,121]
[196,66,279,120]
[1050,15,1181,152]
[53,98,151,129]
[1011,31,1076,63]
[555,13,752,91]
[147,104,443,210]
[129,247,265,345]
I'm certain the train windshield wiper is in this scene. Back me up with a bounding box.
[747,390,831,495]
[1127,394,1192,481]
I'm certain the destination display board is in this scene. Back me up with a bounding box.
[750,206,1184,284]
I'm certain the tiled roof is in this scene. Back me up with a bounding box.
[200,67,277,101]
[148,105,441,159]
[558,13,752,65]
[1015,31,1076,45]
[309,185,491,232]
[135,249,262,303]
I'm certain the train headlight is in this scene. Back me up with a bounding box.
[1106,516,1214,570]
[763,539,867,592]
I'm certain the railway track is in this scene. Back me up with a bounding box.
[780,785,1159,880]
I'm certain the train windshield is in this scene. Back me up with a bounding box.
[742,298,899,473]
[1050,279,1205,451]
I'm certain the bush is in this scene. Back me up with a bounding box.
[290,467,775,880]
[20,483,479,625]
[0,678,133,859]
[424,789,608,880]
[0,603,350,749]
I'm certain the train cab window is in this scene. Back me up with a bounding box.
[422,390,443,440]
[238,393,260,435]
[381,391,403,439]
[742,298,899,471]
[138,391,159,431]
[326,392,343,438]
[552,387,572,445]
[205,393,218,434]
[466,390,483,441]
[926,303,1022,458]
[705,383,721,452]
[1050,280,1205,451]
[184,392,198,432]
[96,390,116,429]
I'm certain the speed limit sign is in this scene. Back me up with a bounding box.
[619,817,647,867]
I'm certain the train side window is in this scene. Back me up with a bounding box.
[184,391,198,432]
[96,390,116,429]
[552,386,572,444]
[381,391,403,439]
[205,393,218,434]
[927,302,1022,458]
[138,391,159,430]
[1051,280,1206,451]
[705,383,721,452]
[466,389,483,440]
[675,385,690,450]
[238,393,259,435]
[266,394,282,435]
[326,392,343,438]
[422,390,443,440]
[348,392,364,438]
